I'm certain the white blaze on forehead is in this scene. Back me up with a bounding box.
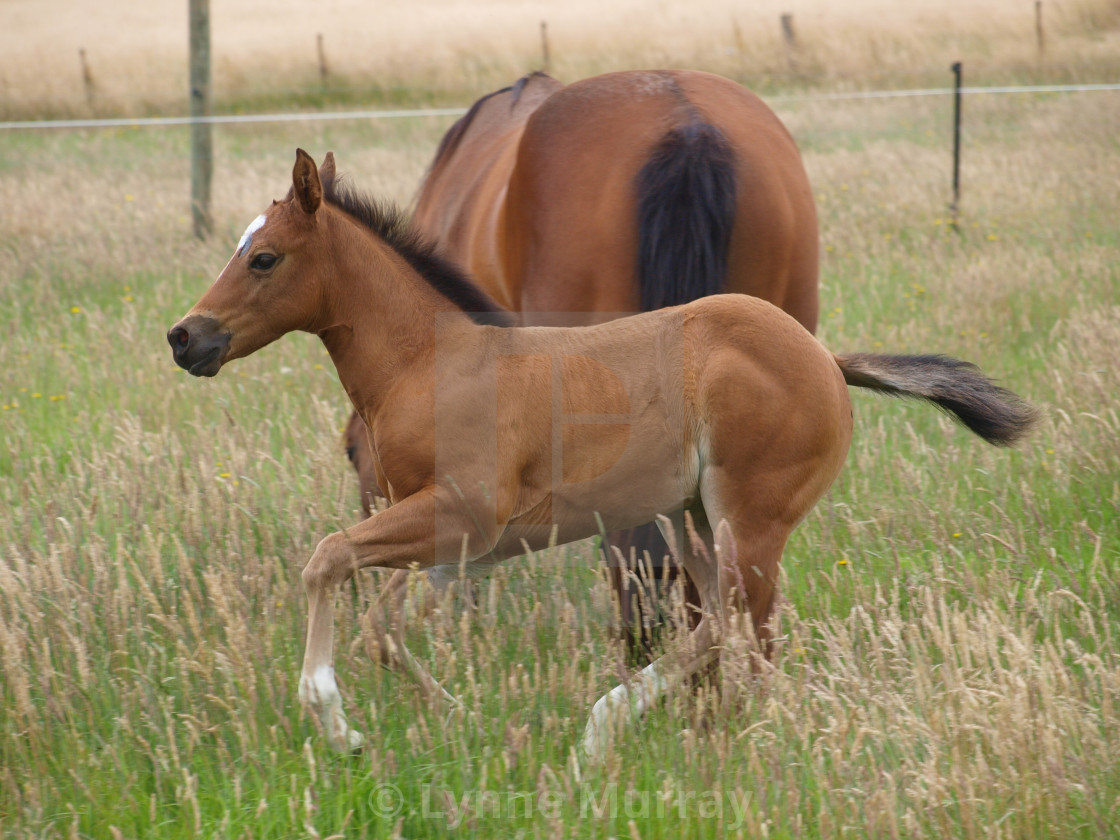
[236,214,267,256]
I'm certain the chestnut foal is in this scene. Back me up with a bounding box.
[168,151,1034,760]
[347,69,822,657]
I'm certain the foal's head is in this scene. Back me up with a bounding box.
[168,149,336,377]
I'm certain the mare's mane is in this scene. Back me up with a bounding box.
[428,71,554,169]
[322,175,515,326]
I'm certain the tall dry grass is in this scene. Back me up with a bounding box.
[2,0,1119,117]
[1,37,1119,840]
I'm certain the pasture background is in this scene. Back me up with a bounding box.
[3,0,1120,117]
[2,1,1120,837]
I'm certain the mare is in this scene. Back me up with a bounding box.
[344,69,821,655]
[168,151,1034,759]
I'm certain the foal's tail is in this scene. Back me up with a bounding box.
[634,121,737,311]
[835,353,1037,446]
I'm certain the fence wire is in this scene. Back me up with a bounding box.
[1,83,1117,132]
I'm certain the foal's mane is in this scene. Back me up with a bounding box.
[322,175,515,326]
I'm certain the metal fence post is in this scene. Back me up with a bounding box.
[950,61,963,229]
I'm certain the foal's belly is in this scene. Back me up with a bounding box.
[497,432,702,555]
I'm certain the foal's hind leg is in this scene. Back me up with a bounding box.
[582,513,722,762]
[699,487,790,662]
[359,569,461,708]
[581,503,790,763]
[360,561,494,708]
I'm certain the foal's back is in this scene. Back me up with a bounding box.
[427,294,850,553]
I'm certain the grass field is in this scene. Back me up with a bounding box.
[2,5,1120,838]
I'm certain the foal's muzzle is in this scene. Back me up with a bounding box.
[167,315,231,377]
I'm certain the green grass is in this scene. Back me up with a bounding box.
[1,76,1119,839]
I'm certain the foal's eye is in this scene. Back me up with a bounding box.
[250,253,278,272]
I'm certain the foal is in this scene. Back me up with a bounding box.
[168,151,1034,759]
[348,69,822,655]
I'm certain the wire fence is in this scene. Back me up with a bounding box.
[1,82,1117,132]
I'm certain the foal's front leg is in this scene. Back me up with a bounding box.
[298,488,490,752]
[299,552,366,751]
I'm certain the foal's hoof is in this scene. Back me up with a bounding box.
[582,684,636,766]
[581,732,609,767]
[329,727,365,754]
[580,704,616,766]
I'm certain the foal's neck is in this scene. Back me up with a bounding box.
[315,213,476,421]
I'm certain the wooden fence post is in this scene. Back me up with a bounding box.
[781,13,797,69]
[189,0,213,239]
[1035,1,1045,57]
[732,19,746,78]
[317,33,330,82]
[79,49,96,109]
[540,21,551,73]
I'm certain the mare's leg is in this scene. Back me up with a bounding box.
[605,522,700,665]
[298,487,495,752]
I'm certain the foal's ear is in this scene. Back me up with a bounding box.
[320,151,336,186]
[292,148,322,216]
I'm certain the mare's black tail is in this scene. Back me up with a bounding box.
[634,121,737,311]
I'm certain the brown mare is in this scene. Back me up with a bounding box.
[344,70,821,654]
[168,151,1034,760]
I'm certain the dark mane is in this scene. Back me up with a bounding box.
[322,175,515,327]
[430,85,513,168]
[429,72,553,169]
